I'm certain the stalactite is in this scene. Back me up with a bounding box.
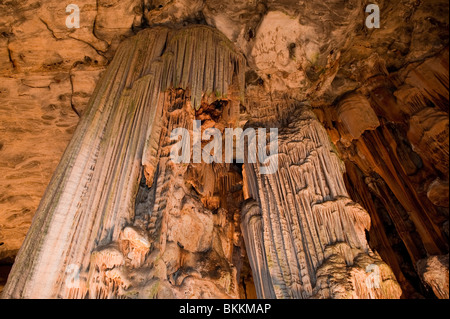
[394,47,449,114]
[241,200,276,299]
[350,127,448,257]
[241,103,402,299]
[407,107,449,177]
[326,51,449,298]
[2,25,245,299]
[161,26,245,110]
[344,160,425,298]
[336,92,380,145]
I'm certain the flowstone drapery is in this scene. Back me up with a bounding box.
[241,103,402,299]
[2,25,401,299]
[2,25,246,299]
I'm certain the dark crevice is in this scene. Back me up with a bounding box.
[68,69,81,118]
[242,278,248,299]
[7,46,16,69]
[39,18,61,40]
[0,264,13,295]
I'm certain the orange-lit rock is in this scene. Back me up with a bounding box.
[336,93,380,145]
[0,0,448,300]
[417,254,449,299]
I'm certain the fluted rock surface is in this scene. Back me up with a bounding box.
[0,0,448,299]
[2,25,246,299]
[241,104,401,299]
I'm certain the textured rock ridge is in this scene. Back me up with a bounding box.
[322,47,449,299]
[241,103,401,299]
[0,0,448,299]
[417,254,449,299]
[2,25,246,299]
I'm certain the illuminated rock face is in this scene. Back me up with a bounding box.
[2,26,247,299]
[241,103,401,299]
[417,254,450,300]
[1,25,402,299]
[0,0,448,299]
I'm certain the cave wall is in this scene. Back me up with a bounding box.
[0,0,448,298]
[315,47,449,298]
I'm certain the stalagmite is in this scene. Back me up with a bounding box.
[241,103,402,299]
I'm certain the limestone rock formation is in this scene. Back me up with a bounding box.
[1,23,402,300]
[0,0,448,299]
[417,254,449,299]
[242,103,400,299]
[336,93,380,145]
[427,179,449,208]
[2,25,247,299]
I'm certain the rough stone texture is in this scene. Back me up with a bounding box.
[2,26,248,299]
[336,93,380,145]
[0,0,448,299]
[417,254,449,299]
[0,73,79,263]
[408,107,449,176]
[427,179,449,208]
[242,104,401,299]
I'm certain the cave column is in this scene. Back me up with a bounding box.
[241,103,402,299]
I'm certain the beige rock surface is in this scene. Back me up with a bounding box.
[0,0,448,299]
[337,93,380,145]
